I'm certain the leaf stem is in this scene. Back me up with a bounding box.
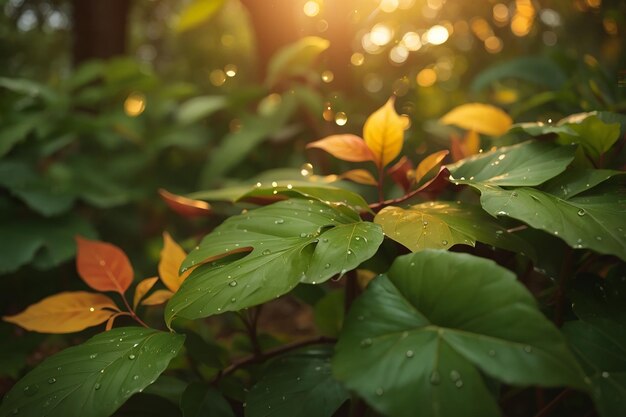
[532,389,572,417]
[212,336,336,383]
[376,164,385,203]
[120,294,150,328]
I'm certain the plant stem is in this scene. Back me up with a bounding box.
[532,389,572,417]
[120,294,150,328]
[377,164,385,203]
[213,336,336,383]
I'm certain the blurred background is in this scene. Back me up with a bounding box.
[0,0,624,393]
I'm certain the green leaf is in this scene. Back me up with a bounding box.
[199,94,298,184]
[177,96,228,125]
[190,181,371,212]
[0,161,75,217]
[314,290,345,337]
[0,328,185,417]
[265,37,330,87]
[142,375,188,405]
[0,215,96,274]
[0,77,58,102]
[555,114,620,160]
[447,140,576,187]
[176,0,225,32]
[563,320,626,417]
[166,199,383,324]
[468,182,626,261]
[332,250,586,417]
[470,56,567,92]
[374,201,535,259]
[245,348,349,417]
[541,168,626,199]
[180,383,234,417]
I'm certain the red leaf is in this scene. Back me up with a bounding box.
[75,236,134,295]
[387,156,414,192]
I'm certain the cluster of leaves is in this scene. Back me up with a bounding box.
[1,96,625,417]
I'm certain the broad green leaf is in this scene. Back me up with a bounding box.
[3,292,119,334]
[166,199,383,324]
[176,0,225,32]
[541,168,625,199]
[439,103,512,136]
[470,56,567,92]
[363,97,406,167]
[246,348,349,417]
[0,77,58,102]
[142,375,188,405]
[0,215,96,274]
[563,320,626,417]
[333,251,587,417]
[374,201,535,259]
[266,36,330,87]
[555,114,620,160]
[0,116,42,157]
[181,383,234,417]
[509,122,578,137]
[0,328,185,417]
[447,140,576,187]
[469,182,626,260]
[177,96,227,125]
[190,181,371,213]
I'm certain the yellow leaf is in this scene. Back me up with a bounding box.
[463,129,480,157]
[364,97,407,167]
[133,277,158,309]
[176,0,225,33]
[439,103,512,136]
[3,292,119,334]
[159,232,192,293]
[415,150,450,184]
[142,290,174,306]
[340,169,378,186]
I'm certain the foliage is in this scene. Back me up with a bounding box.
[2,91,625,417]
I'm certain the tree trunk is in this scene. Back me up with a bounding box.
[72,0,131,66]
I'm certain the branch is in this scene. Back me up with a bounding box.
[532,389,572,417]
[212,336,336,383]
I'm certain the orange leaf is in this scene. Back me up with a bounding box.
[159,232,193,293]
[387,156,414,192]
[106,312,130,331]
[133,277,158,309]
[306,134,375,163]
[415,150,450,184]
[3,292,119,334]
[340,169,378,186]
[463,129,481,157]
[142,290,174,306]
[363,97,407,167]
[76,236,134,295]
[159,188,212,218]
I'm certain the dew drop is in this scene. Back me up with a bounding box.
[322,238,329,243]
[430,370,441,385]
[48,378,56,384]
[577,209,586,217]
[449,370,460,382]
[523,345,532,353]
[274,219,284,224]
[262,249,272,255]
[133,375,139,381]
[360,338,373,348]
[347,249,353,255]
[497,211,507,216]
[324,263,331,269]
[128,354,136,360]
[89,354,98,359]
[601,371,610,378]
[596,236,602,241]
[229,281,238,287]
[231,297,236,303]
[511,192,518,197]
[375,387,384,396]
[23,385,39,397]
[441,240,448,246]
[300,232,308,238]
[406,350,414,358]
[455,380,464,388]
